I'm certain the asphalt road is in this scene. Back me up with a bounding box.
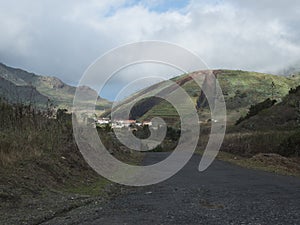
[43,152,300,225]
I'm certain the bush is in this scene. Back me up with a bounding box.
[278,130,300,157]
[236,98,276,125]
[0,99,72,166]
[221,131,291,157]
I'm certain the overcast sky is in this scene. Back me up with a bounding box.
[1,0,300,100]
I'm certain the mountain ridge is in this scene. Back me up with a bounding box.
[0,63,111,111]
[108,69,300,126]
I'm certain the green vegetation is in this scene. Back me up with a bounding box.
[64,178,111,197]
[278,130,300,157]
[235,85,300,131]
[102,69,300,176]
[0,99,108,198]
[0,98,143,214]
[0,94,147,224]
[220,131,292,157]
[2,65,300,211]
[0,100,71,166]
[129,125,180,152]
[112,70,300,126]
[206,85,300,176]
[235,98,277,125]
[196,149,300,177]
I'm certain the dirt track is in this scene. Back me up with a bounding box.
[42,152,300,225]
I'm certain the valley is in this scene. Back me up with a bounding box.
[1,63,300,224]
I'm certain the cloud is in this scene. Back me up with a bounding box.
[0,0,300,99]
[100,62,183,100]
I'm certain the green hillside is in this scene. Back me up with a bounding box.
[110,70,300,126]
[218,84,300,159]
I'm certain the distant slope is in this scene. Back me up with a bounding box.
[0,76,48,105]
[0,63,111,111]
[108,70,300,126]
[216,70,300,123]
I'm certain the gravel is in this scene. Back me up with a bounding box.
[40,152,300,225]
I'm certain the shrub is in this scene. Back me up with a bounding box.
[0,99,72,166]
[236,98,276,125]
[278,130,300,157]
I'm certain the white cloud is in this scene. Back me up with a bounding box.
[100,62,183,100]
[0,0,300,99]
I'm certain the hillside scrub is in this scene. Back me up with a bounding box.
[0,100,73,166]
[235,98,277,125]
[0,99,144,224]
[112,70,300,127]
[0,99,140,177]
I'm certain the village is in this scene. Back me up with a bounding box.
[95,117,154,129]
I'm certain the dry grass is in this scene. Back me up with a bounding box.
[196,149,300,177]
[196,128,300,177]
[220,131,293,157]
[0,116,71,167]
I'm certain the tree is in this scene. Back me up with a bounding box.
[271,81,276,99]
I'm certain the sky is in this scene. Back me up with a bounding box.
[0,0,300,100]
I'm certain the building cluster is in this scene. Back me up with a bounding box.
[96,118,153,129]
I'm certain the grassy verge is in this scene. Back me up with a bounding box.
[63,150,144,197]
[196,149,300,177]
[63,178,112,197]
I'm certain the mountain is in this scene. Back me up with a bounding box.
[106,70,300,126]
[0,63,111,112]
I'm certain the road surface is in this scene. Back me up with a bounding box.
[43,152,300,225]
